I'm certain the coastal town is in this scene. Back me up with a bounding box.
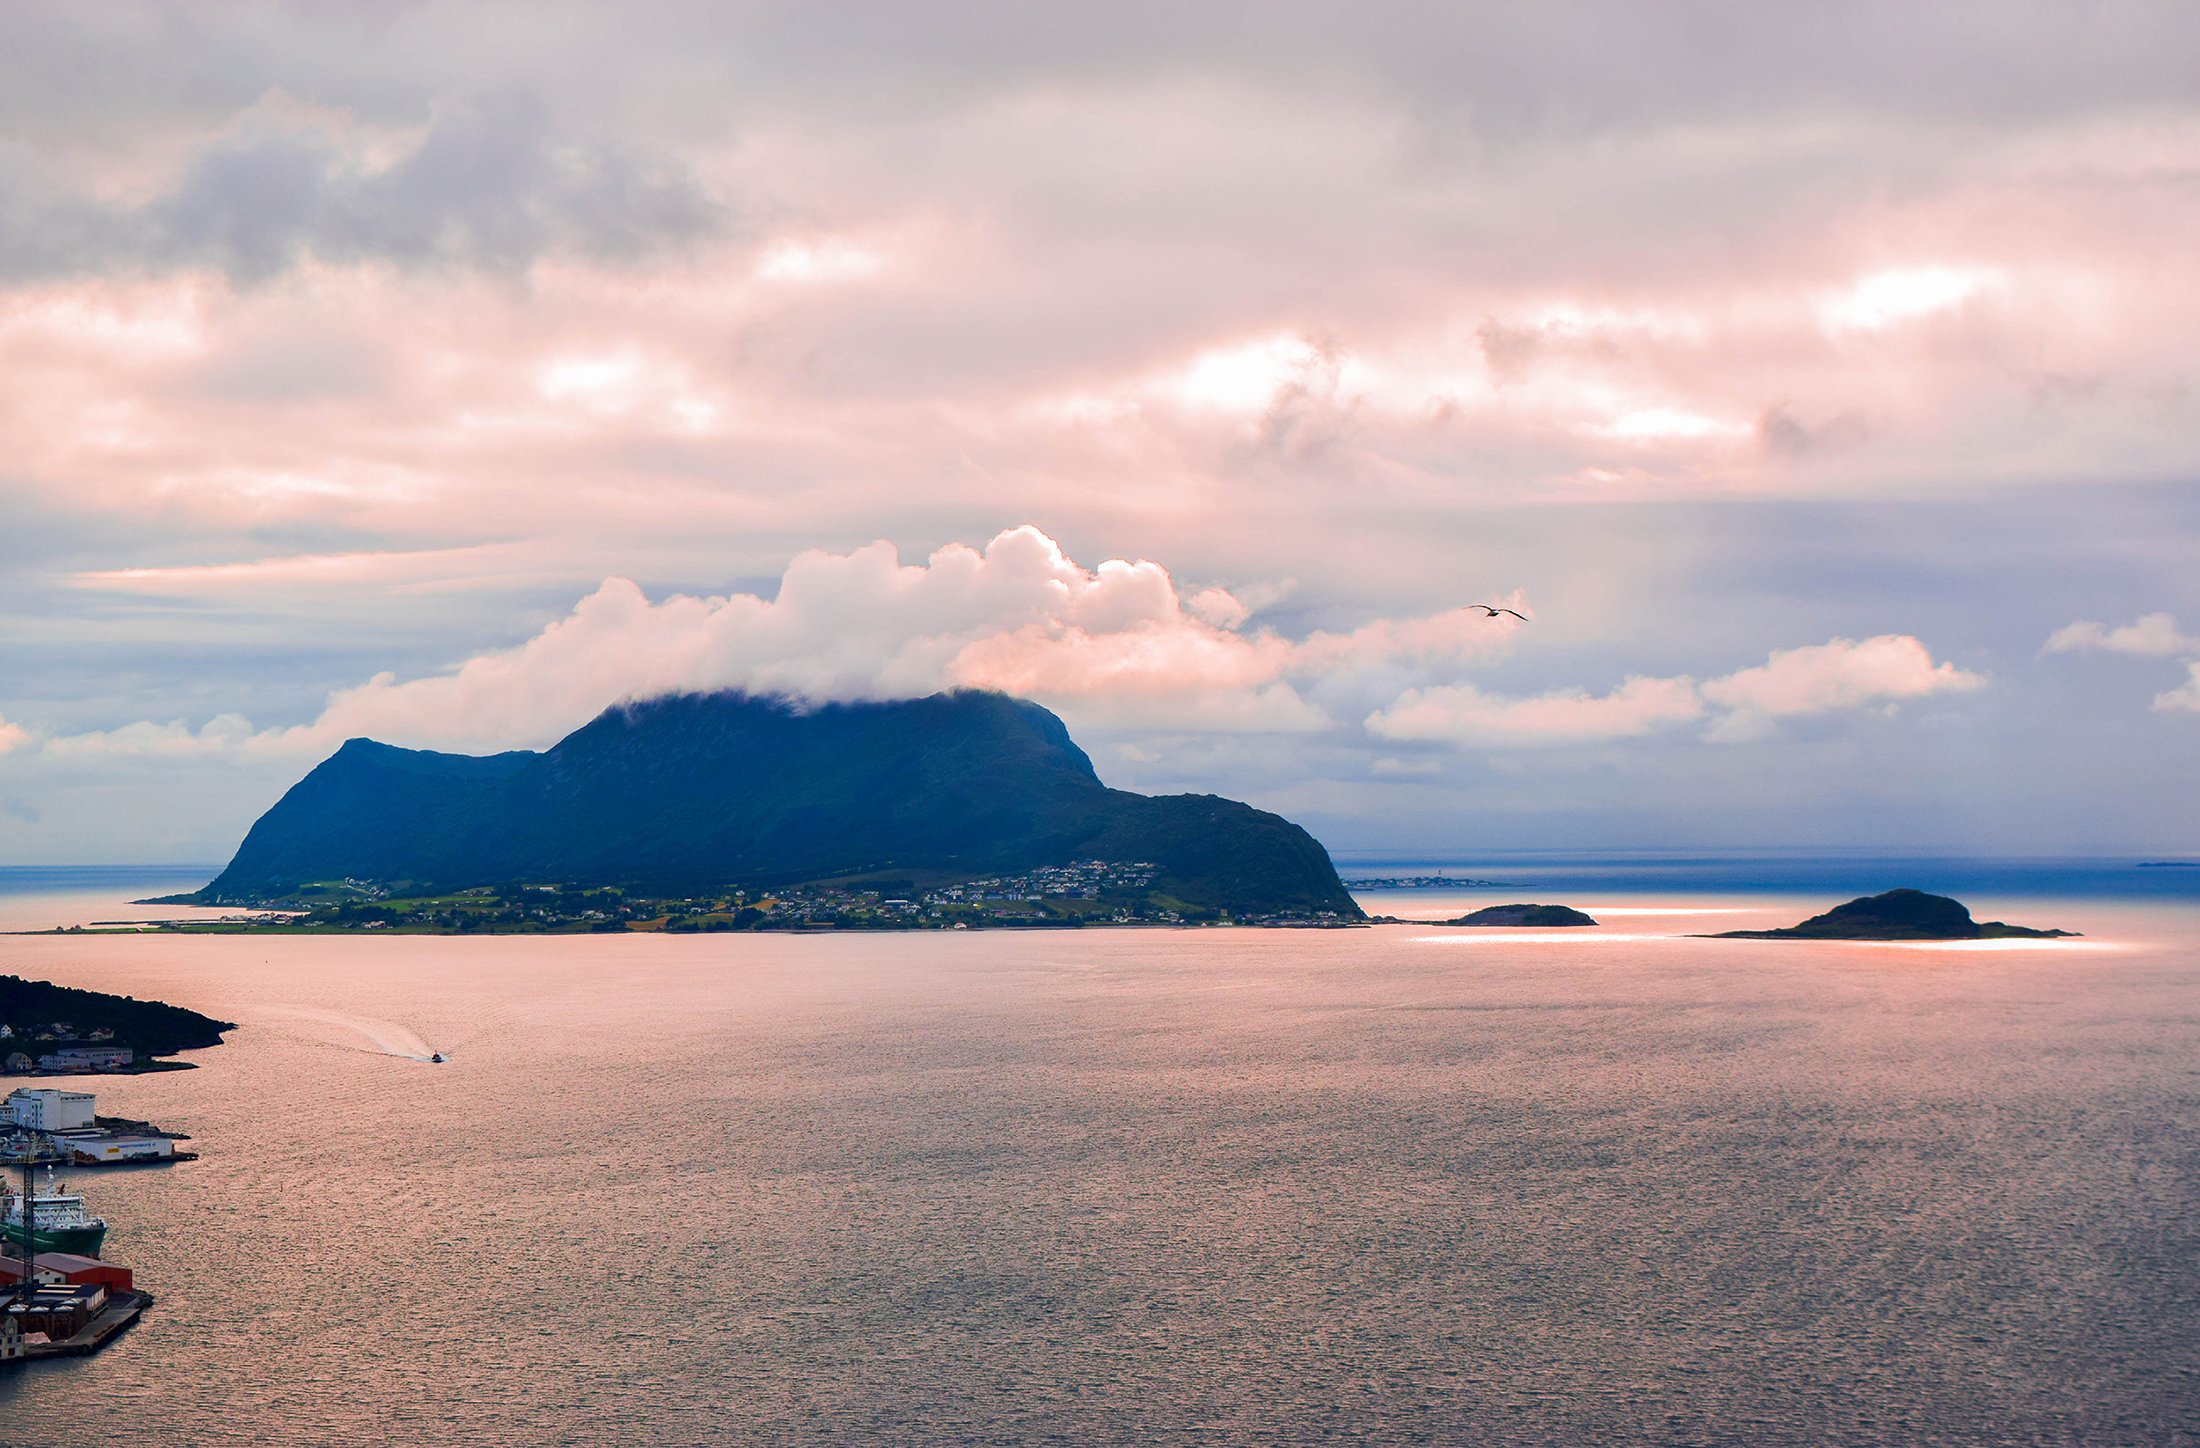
[82,860,1366,934]
[0,1027,141,1077]
[0,974,235,1077]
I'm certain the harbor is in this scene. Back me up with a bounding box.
[0,1087,173,1366]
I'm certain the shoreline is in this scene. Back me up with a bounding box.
[14,918,1381,938]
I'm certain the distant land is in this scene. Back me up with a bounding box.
[0,974,233,1074]
[1711,889,2076,941]
[1442,904,1598,927]
[142,690,1363,932]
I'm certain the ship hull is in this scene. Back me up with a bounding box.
[9,1223,106,1257]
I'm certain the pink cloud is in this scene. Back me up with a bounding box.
[16,526,1988,766]
[1697,635,1985,718]
[2043,613,2200,717]
[204,526,1506,751]
[2044,612,2198,658]
[68,543,555,596]
[34,715,260,761]
[1293,603,1528,674]
[1368,635,1981,748]
[6,78,2199,583]
[2154,662,2200,714]
[1368,675,1706,747]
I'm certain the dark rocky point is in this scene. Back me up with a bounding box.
[1442,903,1598,927]
[1711,888,2075,941]
[0,974,233,1071]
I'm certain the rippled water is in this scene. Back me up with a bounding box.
[0,877,2193,1445]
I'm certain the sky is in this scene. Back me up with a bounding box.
[1,1,2197,865]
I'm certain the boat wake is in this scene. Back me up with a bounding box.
[262,1005,445,1062]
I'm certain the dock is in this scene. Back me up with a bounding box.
[59,1150,199,1169]
[19,1290,150,1360]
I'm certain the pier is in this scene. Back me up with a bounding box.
[18,1290,151,1360]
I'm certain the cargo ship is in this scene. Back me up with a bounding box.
[2,1168,109,1257]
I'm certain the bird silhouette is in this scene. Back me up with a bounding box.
[1468,604,1529,620]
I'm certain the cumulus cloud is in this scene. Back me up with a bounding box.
[2044,613,2200,714]
[7,526,1984,770]
[1697,635,1985,720]
[24,527,1509,757]
[2155,662,2200,713]
[1369,676,1704,747]
[309,527,1527,745]
[2044,612,2198,658]
[35,715,263,761]
[0,716,30,755]
[1367,635,1981,748]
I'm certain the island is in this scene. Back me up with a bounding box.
[131,690,1365,932]
[1439,903,1598,927]
[1708,889,2076,941]
[0,975,234,1074]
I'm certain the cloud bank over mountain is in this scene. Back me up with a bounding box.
[9,528,1978,770]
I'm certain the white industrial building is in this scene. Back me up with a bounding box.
[4,1089,95,1132]
[5,1087,183,1164]
[52,1133,173,1164]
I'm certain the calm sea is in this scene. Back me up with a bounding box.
[0,861,2192,1445]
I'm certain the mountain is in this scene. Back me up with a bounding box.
[1711,888,2075,940]
[188,690,1362,918]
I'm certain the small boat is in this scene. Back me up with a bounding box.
[2,1167,109,1257]
[429,1052,446,1064]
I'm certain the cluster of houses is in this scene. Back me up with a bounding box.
[0,1024,134,1076]
[927,860,1162,907]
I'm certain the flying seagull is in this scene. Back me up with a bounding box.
[1469,604,1529,620]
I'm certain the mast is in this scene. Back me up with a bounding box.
[15,1146,32,1304]
[8,1130,59,1302]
